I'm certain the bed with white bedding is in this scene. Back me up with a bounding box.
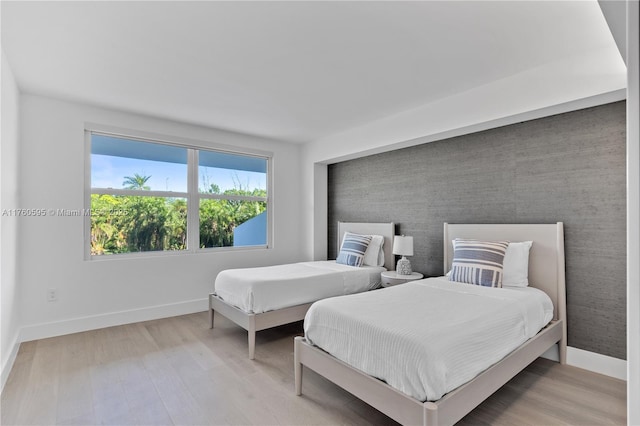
[209,221,395,359]
[215,261,385,314]
[304,277,554,402]
[295,223,567,426]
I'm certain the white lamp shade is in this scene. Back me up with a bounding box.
[392,235,413,256]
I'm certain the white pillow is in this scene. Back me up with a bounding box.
[363,235,385,266]
[377,242,385,266]
[502,241,533,287]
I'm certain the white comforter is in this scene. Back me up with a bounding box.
[304,276,554,402]
[214,261,385,314]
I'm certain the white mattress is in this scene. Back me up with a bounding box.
[214,261,385,314]
[304,276,554,402]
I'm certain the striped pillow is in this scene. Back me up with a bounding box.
[336,232,372,267]
[449,239,509,287]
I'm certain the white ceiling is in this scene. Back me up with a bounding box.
[1,1,626,144]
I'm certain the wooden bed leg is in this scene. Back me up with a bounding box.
[248,332,256,360]
[559,338,567,365]
[294,337,303,395]
[209,294,214,329]
[248,317,256,360]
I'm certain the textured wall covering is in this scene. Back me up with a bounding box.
[328,101,626,359]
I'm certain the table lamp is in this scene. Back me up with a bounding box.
[393,235,414,275]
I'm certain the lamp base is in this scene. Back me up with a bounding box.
[396,256,412,275]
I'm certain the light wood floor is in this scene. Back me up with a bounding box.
[1,312,627,425]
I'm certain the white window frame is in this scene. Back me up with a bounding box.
[84,123,272,260]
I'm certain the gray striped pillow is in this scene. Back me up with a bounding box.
[336,232,372,267]
[449,239,510,287]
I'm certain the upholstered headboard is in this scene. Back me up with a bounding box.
[337,222,396,271]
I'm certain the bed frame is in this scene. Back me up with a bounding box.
[295,222,567,426]
[209,221,396,359]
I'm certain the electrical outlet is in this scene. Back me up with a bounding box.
[47,288,57,302]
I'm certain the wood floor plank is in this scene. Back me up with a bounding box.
[55,333,94,424]
[141,345,210,425]
[1,312,627,425]
[17,337,64,425]
[86,326,140,425]
[0,341,37,424]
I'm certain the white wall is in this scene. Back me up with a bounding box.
[627,1,639,423]
[1,51,22,389]
[17,94,303,341]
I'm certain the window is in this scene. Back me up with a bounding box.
[198,150,268,249]
[87,129,270,257]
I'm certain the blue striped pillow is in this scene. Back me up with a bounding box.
[449,239,509,287]
[336,232,372,267]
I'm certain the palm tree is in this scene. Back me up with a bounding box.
[122,173,151,190]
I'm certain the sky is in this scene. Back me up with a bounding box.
[91,154,266,193]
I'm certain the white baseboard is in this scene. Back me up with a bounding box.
[566,346,627,381]
[541,345,626,380]
[1,333,22,394]
[19,298,209,343]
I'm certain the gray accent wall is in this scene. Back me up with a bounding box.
[328,101,626,359]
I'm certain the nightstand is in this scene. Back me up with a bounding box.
[381,271,424,287]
